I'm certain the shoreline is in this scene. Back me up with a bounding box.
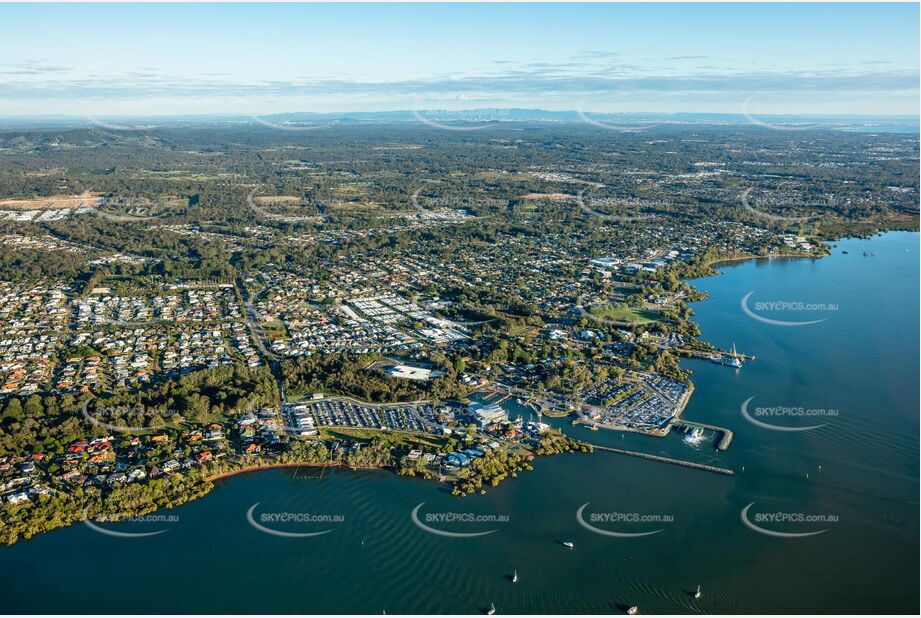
[207,461,386,482]
[705,250,823,270]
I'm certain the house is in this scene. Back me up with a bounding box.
[127,468,146,481]
[445,452,472,467]
[67,440,88,454]
[6,491,30,505]
[106,472,128,486]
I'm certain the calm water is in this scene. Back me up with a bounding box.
[1,232,918,614]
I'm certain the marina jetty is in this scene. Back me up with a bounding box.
[588,443,735,476]
[671,420,734,451]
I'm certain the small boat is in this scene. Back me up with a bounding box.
[627,606,639,615]
[562,541,574,548]
[512,570,518,583]
[694,585,701,599]
[487,602,496,615]
[683,426,705,446]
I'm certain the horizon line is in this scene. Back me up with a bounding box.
[0,108,918,121]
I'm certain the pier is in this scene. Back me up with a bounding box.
[671,420,734,451]
[677,347,756,362]
[588,443,735,476]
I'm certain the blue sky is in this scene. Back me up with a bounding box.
[0,3,918,117]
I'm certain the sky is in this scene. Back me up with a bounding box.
[0,2,918,117]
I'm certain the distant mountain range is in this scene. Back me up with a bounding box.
[0,109,917,133]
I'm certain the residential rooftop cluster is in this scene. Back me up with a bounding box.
[0,281,261,399]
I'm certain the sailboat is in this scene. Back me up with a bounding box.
[627,606,639,615]
[694,585,701,599]
[562,541,574,548]
[715,343,742,368]
[487,602,496,615]
[512,570,518,583]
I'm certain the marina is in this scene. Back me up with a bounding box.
[670,420,734,451]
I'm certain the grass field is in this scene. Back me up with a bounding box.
[588,304,660,324]
[261,320,288,340]
[319,427,446,449]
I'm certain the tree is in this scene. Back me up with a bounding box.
[2,398,23,423]
[24,396,44,419]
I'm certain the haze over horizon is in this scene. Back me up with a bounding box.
[1,3,918,118]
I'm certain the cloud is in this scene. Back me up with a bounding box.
[0,60,71,76]
[0,60,916,117]
[577,50,621,60]
[1,67,915,99]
